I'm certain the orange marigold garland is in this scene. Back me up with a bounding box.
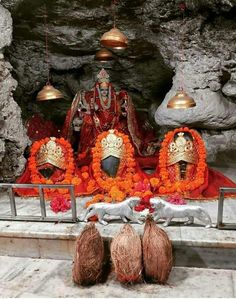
[28,137,79,199]
[150,178,160,192]
[158,127,207,194]
[89,130,136,204]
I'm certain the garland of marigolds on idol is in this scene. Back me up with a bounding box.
[28,137,81,199]
[158,127,207,194]
[86,130,138,206]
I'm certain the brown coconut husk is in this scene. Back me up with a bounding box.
[142,215,173,284]
[72,223,104,285]
[110,224,142,284]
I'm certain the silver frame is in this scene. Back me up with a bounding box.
[217,187,236,230]
[0,183,77,223]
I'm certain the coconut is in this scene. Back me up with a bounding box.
[142,215,173,284]
[72,223,104,285]
[110,224,142,284]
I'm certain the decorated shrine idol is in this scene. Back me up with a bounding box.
[61,68,158,167]
[15,137,80,198]
[156,127,236,199]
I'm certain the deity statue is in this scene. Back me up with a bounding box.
[157,127,236,199]
[62,68,158,166]
[15,137,81,198]
[77,129,139,204]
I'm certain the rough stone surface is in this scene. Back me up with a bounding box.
[0,5,12,50]
[0,3,29,181]
[2,0,174,119]
[202,129,236,162]
[222,72,236,98]
[0,0,235,168]
[152,4,236,161]
[155,86,236,129]
[155,15,236,129]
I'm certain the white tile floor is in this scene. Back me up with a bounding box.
[0,256,235,298]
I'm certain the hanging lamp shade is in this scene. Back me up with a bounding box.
[36,83,64,101]
[100,27,128,50]
[167,90,196,109]
[95,48,114,62]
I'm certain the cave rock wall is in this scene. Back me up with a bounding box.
[0,3,29,181]
[154,1,236,162]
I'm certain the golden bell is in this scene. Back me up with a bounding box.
[36,83,64,101]
[167,90,196,109]
[100,27,128,50]
[95,48,114,62]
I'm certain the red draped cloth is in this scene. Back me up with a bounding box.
[26,114,61,141]
[190,167,236,199]
[61,83,157,166]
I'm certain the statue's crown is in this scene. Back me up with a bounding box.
[101,130,124,160]
[36,137,66,170]
[97,68,110,84]
[167,132,198,166]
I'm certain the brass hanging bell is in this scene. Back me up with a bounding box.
[100,27,128,50]
[95,48,114,62]
[36,83,64,101]
[167,90,196,109]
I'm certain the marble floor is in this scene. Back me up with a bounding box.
[0,187,236,297]
[0,256,235,298]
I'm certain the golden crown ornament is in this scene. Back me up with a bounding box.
[167,132,198,166]
[36,137,66,170]
[101,129,124,160]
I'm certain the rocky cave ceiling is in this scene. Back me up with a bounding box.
[0,0,236,180]
[2,0,235,123]
[2,0,177,123]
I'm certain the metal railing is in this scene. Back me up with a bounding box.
[0,183,77,223]
[0,184,235,227]
[217,187,236,230]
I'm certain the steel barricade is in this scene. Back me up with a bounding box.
[217,187,236,230]
[0,183,77,223]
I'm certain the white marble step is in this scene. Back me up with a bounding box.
[0,255,235,298]
[0,194,236,269]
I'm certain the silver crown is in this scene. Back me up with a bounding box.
[101,130,124,160]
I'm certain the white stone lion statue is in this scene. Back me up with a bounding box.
[150,197,212,228]
[82,197,142,225]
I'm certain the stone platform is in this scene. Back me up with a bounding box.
[0,256,236,298]
[0,192,236,297]
[0,193,236,270]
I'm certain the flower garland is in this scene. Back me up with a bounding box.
[79,166,98,194]
[88,130,136,204]
[28,137,78,199]
[132,178,160,212]
[158,127,207,194]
